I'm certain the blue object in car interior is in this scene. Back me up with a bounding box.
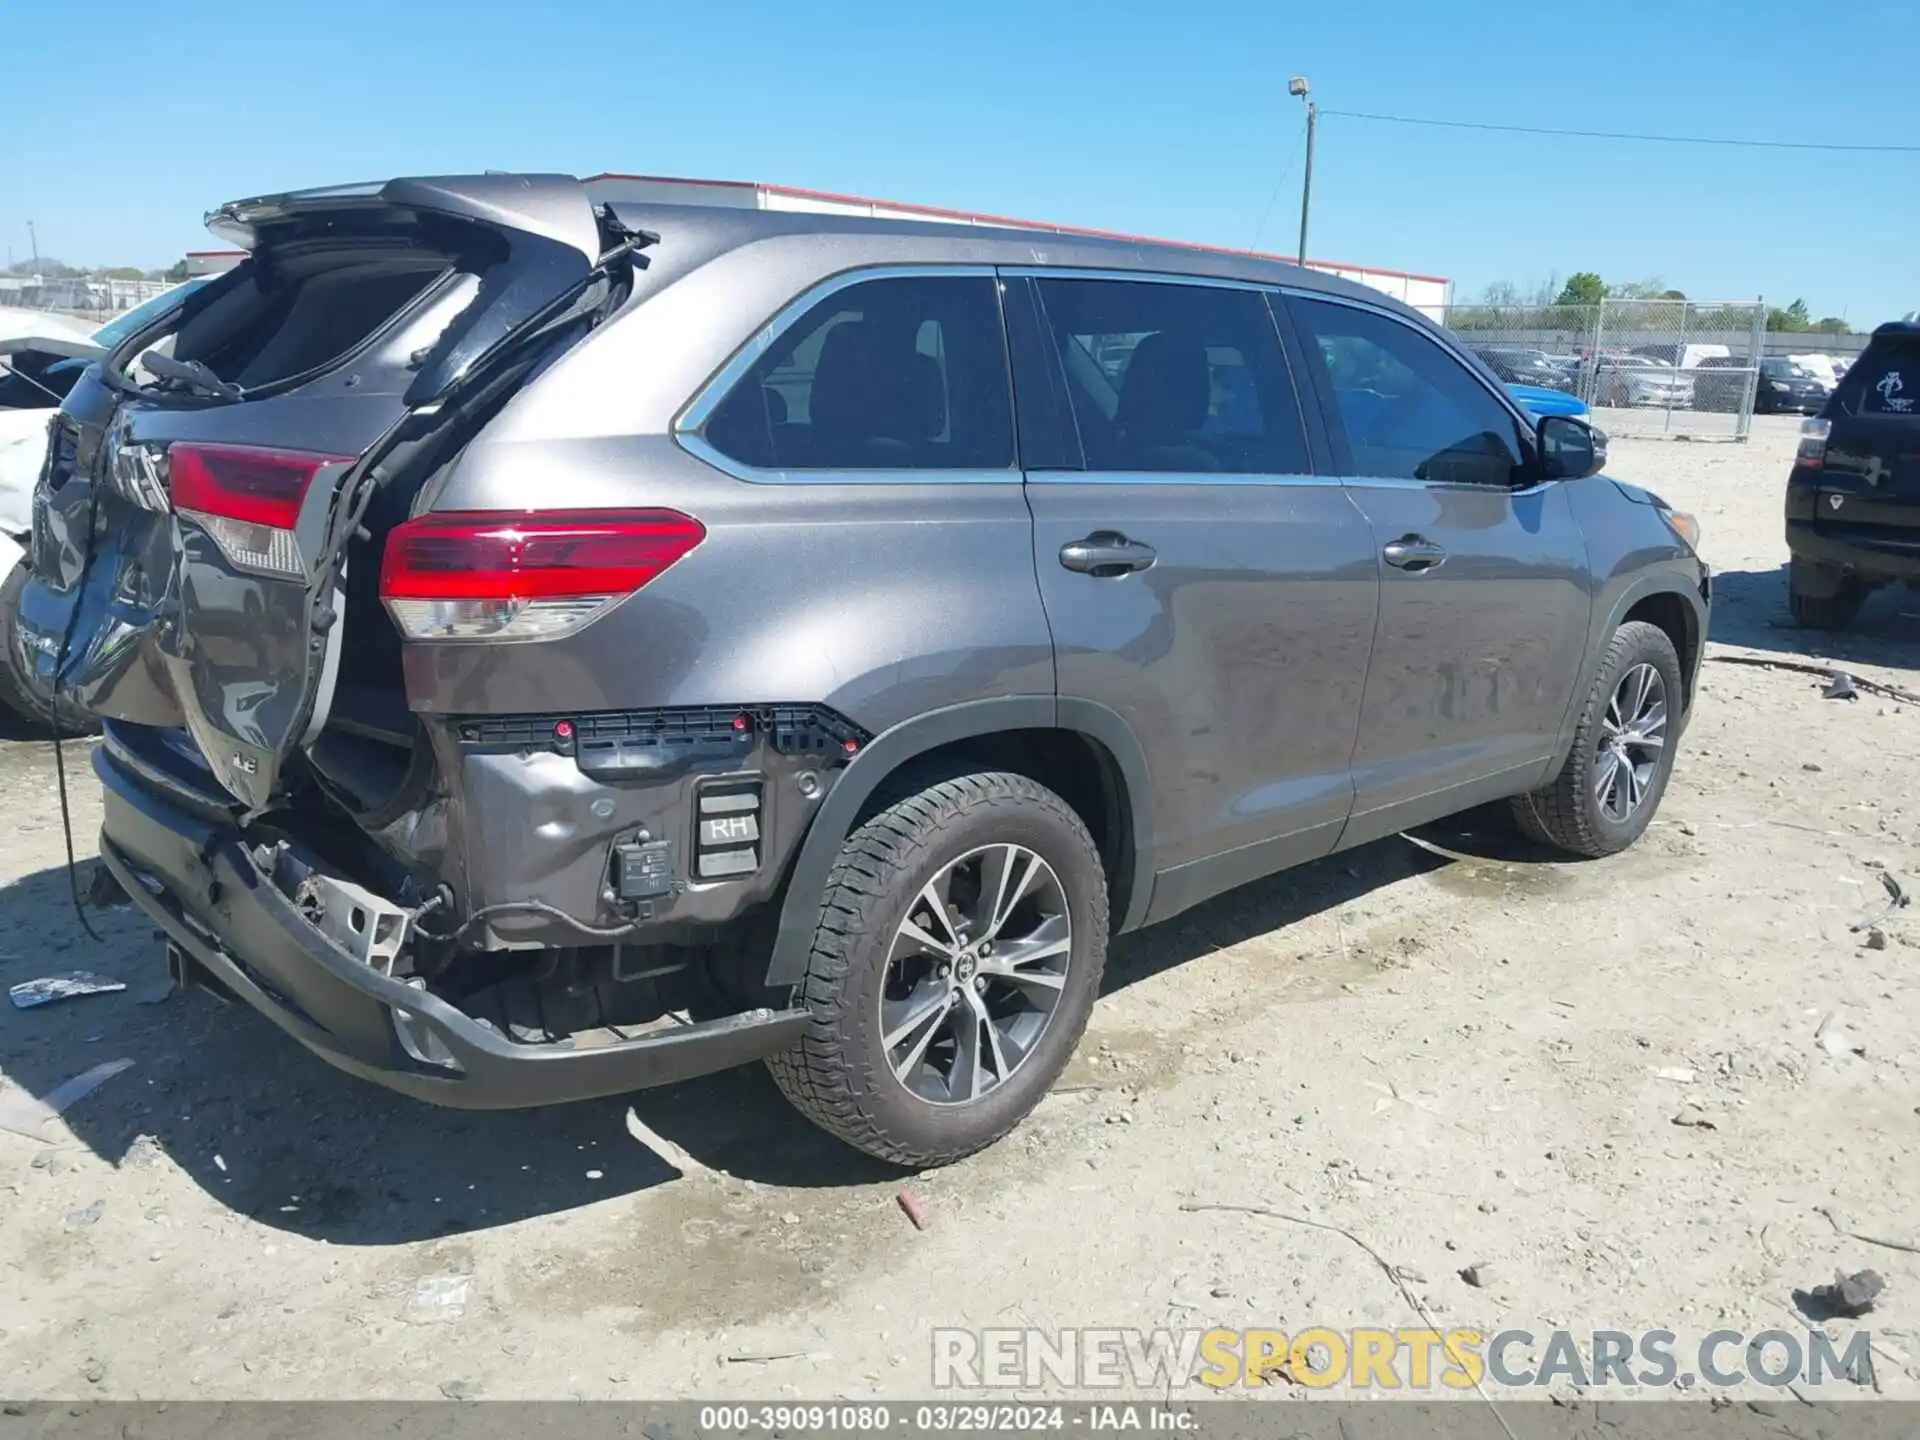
[1508,383,1589,417]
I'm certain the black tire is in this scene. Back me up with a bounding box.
[767,769,1109,1167]
[1510,620,1683,859]
[1788,562,1866,631]
[0,559,96,738]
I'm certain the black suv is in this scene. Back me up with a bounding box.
[1786,321,1920,629]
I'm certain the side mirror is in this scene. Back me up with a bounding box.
[1537,415,1607,480]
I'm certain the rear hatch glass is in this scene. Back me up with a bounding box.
[1822,333,1920,506]
[19,174,622,811]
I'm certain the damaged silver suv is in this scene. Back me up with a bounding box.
[22,174,1709,1165]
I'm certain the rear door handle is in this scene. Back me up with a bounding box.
[1059,531,1157,577]
[1382,535,1447,572]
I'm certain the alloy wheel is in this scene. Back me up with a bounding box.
[1595,662,1667,823]
[878,844,1072,1106]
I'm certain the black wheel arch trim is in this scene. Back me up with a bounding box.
[1547,570,1708,776]
[764,695,1155,988]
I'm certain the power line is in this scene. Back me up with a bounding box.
[1249,119,1306,252]
[1322,108,1920,154]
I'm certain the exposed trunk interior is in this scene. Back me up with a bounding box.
[30,176,671,1044]
[169,250,454,391]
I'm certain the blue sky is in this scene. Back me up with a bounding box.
[1,0,1911,321]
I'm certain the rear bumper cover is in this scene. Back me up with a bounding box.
[1786,481,1920,582]
[95,746,807,1109]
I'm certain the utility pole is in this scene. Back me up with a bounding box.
[26,221,38,272]
[1289,77,1316,267]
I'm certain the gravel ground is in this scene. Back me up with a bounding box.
[2,415,1917,1403]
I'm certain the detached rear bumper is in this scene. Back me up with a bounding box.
[95,746,808,1109]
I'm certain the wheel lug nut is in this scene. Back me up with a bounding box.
[974,977,987,993]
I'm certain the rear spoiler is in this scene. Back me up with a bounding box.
[204,173,603,265]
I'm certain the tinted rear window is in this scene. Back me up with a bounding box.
[1842,338,1919,417]
[702,274,1014,471]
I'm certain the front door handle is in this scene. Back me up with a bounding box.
[1060,531,1157,577]
[1382,535,1448,573]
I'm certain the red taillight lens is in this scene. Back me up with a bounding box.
[170,443,348,530]
[380,510,705,641]
[168,442,352,578]
[1797,418,1830,469]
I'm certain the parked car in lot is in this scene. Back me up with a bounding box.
[1473,345,1576,392]
[1785,320,1919,629]
[1632,342,1731,371]
[1788,353,1843,390]
[1689,355,1758,413]
[1594,354,1696,409]
[1753,357,1829,415]
[27,173,1708,1164]
[0,282,213,733]
[1507,383,1590,418]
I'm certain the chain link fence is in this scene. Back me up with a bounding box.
[1444,297,1772,440]
[0,276,177,325]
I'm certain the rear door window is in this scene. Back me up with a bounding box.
[1290,297,1527,487]
[1030,278,1311,475]
[702,274,1015,471]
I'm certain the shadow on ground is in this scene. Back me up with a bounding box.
[0,799,1544,1245]
[1709,563,1920,667]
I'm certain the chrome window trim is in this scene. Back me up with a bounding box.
[672,263,1019,486]
[1002,266,1281,295]
[1330,474,1558,497]
[1025,469,1337,488]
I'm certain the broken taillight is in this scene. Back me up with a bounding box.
[379,509,706,641]
[169,442,353,578]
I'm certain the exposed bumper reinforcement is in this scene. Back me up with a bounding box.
[95,745,808,1110]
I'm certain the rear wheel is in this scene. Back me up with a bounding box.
[1789,560,1867,631]
[767,770,1108,1167]
[1512,621,1682,858]
[0,558,96,738]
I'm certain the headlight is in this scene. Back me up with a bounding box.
[1769,381,1791,393]
[1661,508,1701,552]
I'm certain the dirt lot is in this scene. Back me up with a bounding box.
[2,415,1917,1403]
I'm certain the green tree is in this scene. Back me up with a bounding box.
[1556,272,1605,307]
[99,266,145,280]
[1767,298,1813,332]
[1812,317,1851,334]
[164,260,191,283]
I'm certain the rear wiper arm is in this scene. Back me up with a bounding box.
[138,352,243,401]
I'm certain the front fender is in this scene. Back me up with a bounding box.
[1545,563,1708,778]
[764,695,1157,989]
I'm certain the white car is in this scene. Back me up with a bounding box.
[1594,355,1696,409]
[0,283,211,733]
[1786,353,1844,390]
